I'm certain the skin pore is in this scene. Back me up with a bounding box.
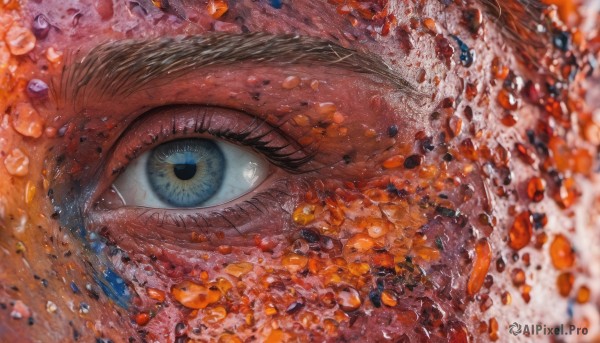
[0,0,599,342]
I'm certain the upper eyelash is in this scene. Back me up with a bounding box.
[209,116,316,173]
[120,106,315,174]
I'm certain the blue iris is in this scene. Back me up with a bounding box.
[147,139,225,207]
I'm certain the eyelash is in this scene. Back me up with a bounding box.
[85,105,310,236]
[114,106,314,175]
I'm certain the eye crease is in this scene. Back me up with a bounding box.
[112,137,269,209]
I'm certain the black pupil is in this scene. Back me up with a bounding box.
[173,163,197,181]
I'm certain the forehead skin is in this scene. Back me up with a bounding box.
[0,0,599,342]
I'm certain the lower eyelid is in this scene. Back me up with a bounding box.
[88,176,297,251]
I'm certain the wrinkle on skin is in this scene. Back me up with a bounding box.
[0,0,599,342]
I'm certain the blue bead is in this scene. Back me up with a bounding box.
[269,0,282,9]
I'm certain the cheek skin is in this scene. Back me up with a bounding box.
[0,0,599,342]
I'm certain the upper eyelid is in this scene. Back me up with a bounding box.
[83,105,312,212]
[55,32,417,107]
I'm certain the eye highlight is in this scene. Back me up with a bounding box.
[112,137,269,208]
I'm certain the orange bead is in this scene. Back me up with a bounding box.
[550,234,575,270]
[500,112,518,127]
[526,177,546,202]
[282,75,300,89]
[344,233,375,253]
[488,317,499,341]
[383,155,404,169]
[292,204,316,225]
[207,0,228,19]
[146,287,166,302]
[459,138,478,160]
[467,239,492,296]
[224,262,253,278]
[447,115,463,137]
[508,211,533,250]
[381,290,398,307]
[576,285,591,304]
[497,89,519,110]
[281,253,308,273]
[171,281,221,309]
[422,17,437,33]
[336,287,361,311]
[556,272,574,297]
[135,312,150,326]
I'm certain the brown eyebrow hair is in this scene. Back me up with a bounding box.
[479,0,548,53]
[57,32,416,106]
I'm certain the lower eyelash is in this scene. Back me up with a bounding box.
[89,178,296,243]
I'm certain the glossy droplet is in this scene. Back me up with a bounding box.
[526,177,546,202]
[381,290,397,307]
[576,285,590,304]
[448,115,463,137]
[497,89,519,111]
[135,312,150,326]
[32,14,50,39]
[204,306,227,323]
[467,238,491,296]
[171,281,221,309]
[27,79,49,99]
[265,329,285,343]
[511,268,526,286]
[4,148,30,176]
[224,262,253,278]
[317,102,337,116]
[336,287,361,312]
[218,334,243,343]
[147,287,166,302]
[501,291,511,305]
[282,76,300,89]
[500,112,518,127]
[463,7,483,34]
[345,233,375,253]
[422,18,437,33]
[10,300,30,320]
[555,177,578,209]
[348,262,370,276]
[550,234,575,270]
[459,138,478,161]
[13,102,43,138]
[281,253,308,273]
[5,24,36,55]
[292,204,315,225]
[488,317,499,341]
[45,47,62,64]
[556,272,574,297]
[508,211,533,250]
[383,155,404,169]
[46,301,57,313]
[207,0,228,19]
[25,181,36,204]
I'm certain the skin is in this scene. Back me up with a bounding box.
[0,0,599,342]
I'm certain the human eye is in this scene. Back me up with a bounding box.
[87,105,313,239]
[112,137,268,208]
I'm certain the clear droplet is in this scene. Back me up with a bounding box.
[5,24,36,55]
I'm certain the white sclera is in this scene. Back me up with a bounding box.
[112,140,269,208]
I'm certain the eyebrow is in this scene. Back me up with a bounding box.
[58,32,416,105]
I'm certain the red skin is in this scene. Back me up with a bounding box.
[0,0,599,342]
